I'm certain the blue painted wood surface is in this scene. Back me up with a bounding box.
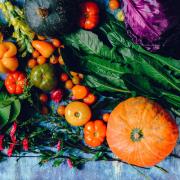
[0,0,180,179]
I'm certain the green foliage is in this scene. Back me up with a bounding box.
[0,93,21,129]
[63,14,180,113]
[0,1,34,57]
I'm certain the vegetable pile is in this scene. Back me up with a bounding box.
[0,0,179,177]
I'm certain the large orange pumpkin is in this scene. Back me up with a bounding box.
[107,97,179,167]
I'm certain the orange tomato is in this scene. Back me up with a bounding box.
[109,0,120,10]
[65,80,74,89]
[72,76,80,85]
[39,93,48,103]
[32,50,40,58]
[84,120,107,147]
[28,59,37,69]
[65,102,92,126]
[37,56,47,65]
[72,85,89,99]
[32,40,55,58]
[52,38,62,48]
[102,113,110,122]
[60,73,69,82]
[83,93,96,105]
[57,105,66,116]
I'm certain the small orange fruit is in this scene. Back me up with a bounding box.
[109,0,120,10]
[60,73,69,82]
[28,59,37,69]
[102,113,110,122]
[52,38,62,48]
[83,93,97,105]
[72,85,89,100]
[57,105,66,116]
[72,76,80,85]
[32,50,40,58]
[65,80,74,89]
[37,56,47,65]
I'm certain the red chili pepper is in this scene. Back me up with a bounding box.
[10,122,17,143]
[0,135,4,151]
[67,159,73,168]
[57,140,61,151]
[22,138,29,151]
[7,143,16,157]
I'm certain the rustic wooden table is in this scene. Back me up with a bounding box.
[0,0,180,179]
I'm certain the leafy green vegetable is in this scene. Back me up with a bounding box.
[63,14,180,113]
[0,105,11,128]
[63,29,122,62]
[0,94,21,128]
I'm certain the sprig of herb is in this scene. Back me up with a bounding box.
[0,1,34,57]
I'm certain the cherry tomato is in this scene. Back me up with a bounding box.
[83,93,96,105]
[5,71,27,94]
[57,105,66,116]
[65,80,74,89]
[102,113,110,122]
[50,89,63,103]
[60,73,69,82]
[41,106,49,115]
[39,93,48,104]
[28,59,37,69]
[72,76,80,85]
[65,101,92,126]
[50,55,58,64]
[109,0,120,11]
[52,38,62,48]
[79,1,100,30]
[84,120,106,147]
[37,56,47,65]
[72,85,89,99]
[32,50,40,58]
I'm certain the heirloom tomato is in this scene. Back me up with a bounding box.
[5,71,26,94]
[84,120,106,147]
[79,1,100,30]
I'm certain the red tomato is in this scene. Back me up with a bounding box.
[79,1,100,30]
[5,71,27,94]
[84,120,107,147]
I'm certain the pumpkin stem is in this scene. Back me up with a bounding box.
[37,8,49,18]
[131,128,143,142]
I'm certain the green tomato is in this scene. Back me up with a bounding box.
[30,64,57,91]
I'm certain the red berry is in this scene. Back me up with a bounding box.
[50,89,63,103]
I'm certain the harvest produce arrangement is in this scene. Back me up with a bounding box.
[0,0,180,176]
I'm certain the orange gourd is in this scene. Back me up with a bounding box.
[0,42,19,73]
[107,97,179,167]
[32,40,55,58]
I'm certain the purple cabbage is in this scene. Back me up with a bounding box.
[122,0,180,56]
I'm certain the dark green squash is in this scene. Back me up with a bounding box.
[24,0,78,37]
